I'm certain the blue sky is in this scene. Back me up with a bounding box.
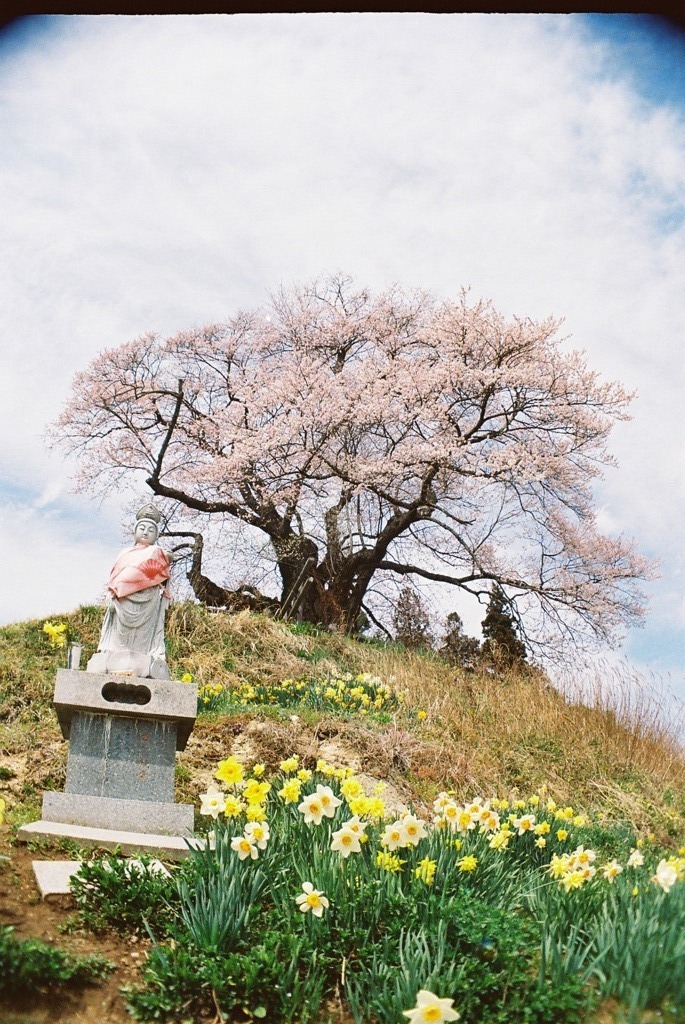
[0,13,683,707]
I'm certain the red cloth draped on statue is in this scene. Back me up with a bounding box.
[107,543,170,599]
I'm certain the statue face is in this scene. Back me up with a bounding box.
[134,519,159,546]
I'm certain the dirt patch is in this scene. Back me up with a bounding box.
[0,825,148,1024]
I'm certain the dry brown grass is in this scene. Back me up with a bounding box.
[1,602,684,840]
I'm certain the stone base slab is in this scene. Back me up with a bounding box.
[18,820,203,862]
[42,790,194,836]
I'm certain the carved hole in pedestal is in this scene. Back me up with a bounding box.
[101,681,152,706]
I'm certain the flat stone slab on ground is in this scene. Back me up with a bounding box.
[18,819,198,861]
[32,859,83,897]
[31,856,172,896]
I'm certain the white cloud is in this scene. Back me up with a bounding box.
[0,13,683,676]
[0,502,114,625]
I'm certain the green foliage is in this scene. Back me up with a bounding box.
[0,925,112,995]
[177,835,269,953]
[125,930,327,1023]
[69,855,179,935]
[531,870,685,1015]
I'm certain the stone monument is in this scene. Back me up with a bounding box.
[19,505,199,859]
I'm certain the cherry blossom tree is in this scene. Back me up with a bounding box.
[53,274,653,656]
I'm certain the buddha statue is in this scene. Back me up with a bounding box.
[87,504,171,679]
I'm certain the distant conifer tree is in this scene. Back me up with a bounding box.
[440,611,481,669]
[392,586,434,650]
[481,585,527,668]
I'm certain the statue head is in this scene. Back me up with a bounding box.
[134,503,161,546]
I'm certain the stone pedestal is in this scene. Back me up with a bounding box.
[18,670,199,860]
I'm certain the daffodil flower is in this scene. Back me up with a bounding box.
[230,835,259,861]
[295,882,329,917]
[199,785,226,819]
[330,826,362,858]
[215,757,244,787]
[244,821,270,849]
[403,989,460,1023]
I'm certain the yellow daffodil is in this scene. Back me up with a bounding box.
[457,855,477,873]
[223,795,246,818]
[215,757,244,787]
[489,830,510,851]
[376,850,405,873]
[341,777,364,800]
[43,621,68,648]
[414,857,437,884]
[279,778,302,804]
[243,779,271,804]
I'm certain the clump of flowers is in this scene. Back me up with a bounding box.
[198,681,224,708]
[43,620,69,648]
[187,758,685,1022]
[197,761,685,911]
[224,672,400,719]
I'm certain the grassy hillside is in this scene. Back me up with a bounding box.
[1,601,684,841]
[2,602,685,1024]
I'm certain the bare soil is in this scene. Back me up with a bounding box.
[0,825,145,1024]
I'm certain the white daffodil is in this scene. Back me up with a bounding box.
[652,859,678,893]
[330,825,362,858]
[199,784,226,819]
[314,784,343,818]
[403,988,460,1023]
[381,820,409,851]
[230,835,259,861]
[295,881,329,917]
[400,813,428,846]
[244,821,270,849]
[298,792,325,825]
